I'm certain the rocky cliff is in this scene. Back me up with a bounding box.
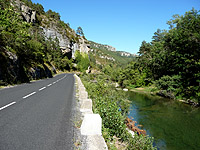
[0,0,91,85]
[119,51,138,57]
[42,21,90,58]
[0,49,55,85]
[11,0,90,59]
[89,41,116,52]
[11,0,36,23]
[104,45,116,52]
[42,26,90,58]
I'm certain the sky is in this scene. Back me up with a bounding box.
[32,0,200,54]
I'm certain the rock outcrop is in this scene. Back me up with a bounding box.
[21,4,36,22]
[42,26,90,58]
[104,45,116,51]
[120,52,138,57]
[11,0,90,59]
[120,51,132,57]
[0,50,55,85]
[42,27,71,52]
[79,38,90,53]
[89,41,116,52]
[11,0,36,23]
[99,55,115,61]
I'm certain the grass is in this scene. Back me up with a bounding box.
[130,85,158,94]
[73,119,83,129]
[74,139,81,150]
[0,85,8,89]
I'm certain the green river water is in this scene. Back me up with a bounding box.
[128,92,200,150]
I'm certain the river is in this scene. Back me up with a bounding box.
[128,91,200,150]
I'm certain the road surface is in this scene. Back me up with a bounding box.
[0,73,76,150]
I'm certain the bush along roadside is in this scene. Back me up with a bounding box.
[80,73,157,150]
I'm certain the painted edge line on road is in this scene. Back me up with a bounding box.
[23,92,36,99]
[39,87,46,91]
[47,84,52,87]
[0,102,16,111]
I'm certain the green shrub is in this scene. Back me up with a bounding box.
[46,9,60,20]
[75,51,90,72]
[60,57,73,71]
[155,75,181,93]
[127,134,156,150]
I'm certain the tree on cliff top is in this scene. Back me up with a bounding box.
[76,26,84,36]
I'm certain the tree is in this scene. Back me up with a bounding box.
[0,0,10,9]
[76,26,84,36]
[46,9,60,20]
[163,9,200,99]
[75,51,90,72]
[135,8,200,101]
[152,29,167,43]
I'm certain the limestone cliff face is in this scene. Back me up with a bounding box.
[89,41,116,52]
[42,26,90,58]
[42,27,71,52]
[40,14,90,58]
[79,38,90,53]
[11,0,36,23]
[11,0,90,59]
[104,45,116,51]
[21,4,36,22]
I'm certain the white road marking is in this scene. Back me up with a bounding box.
[0,102,16,111]
[47,84,52,87]
[39,87,46,91]
[0,75,67,112]
[53,75,66,84]
[23,92,36,99]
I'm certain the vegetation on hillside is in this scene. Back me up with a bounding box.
[75,50,90,72]
[89,41,135,66]
[0,0,87,85]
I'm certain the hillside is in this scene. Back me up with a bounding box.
[0,0,135,85]
[89,41,136,66]
[0,0,90,85]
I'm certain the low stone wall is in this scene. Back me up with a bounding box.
[74,74,108,150]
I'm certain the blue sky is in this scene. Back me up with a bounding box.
[32,0,199,54]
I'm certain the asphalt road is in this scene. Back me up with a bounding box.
[0,73,76,150]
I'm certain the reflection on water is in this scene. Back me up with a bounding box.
[128,92,200,150]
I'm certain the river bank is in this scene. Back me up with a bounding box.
[129,86,200,107]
